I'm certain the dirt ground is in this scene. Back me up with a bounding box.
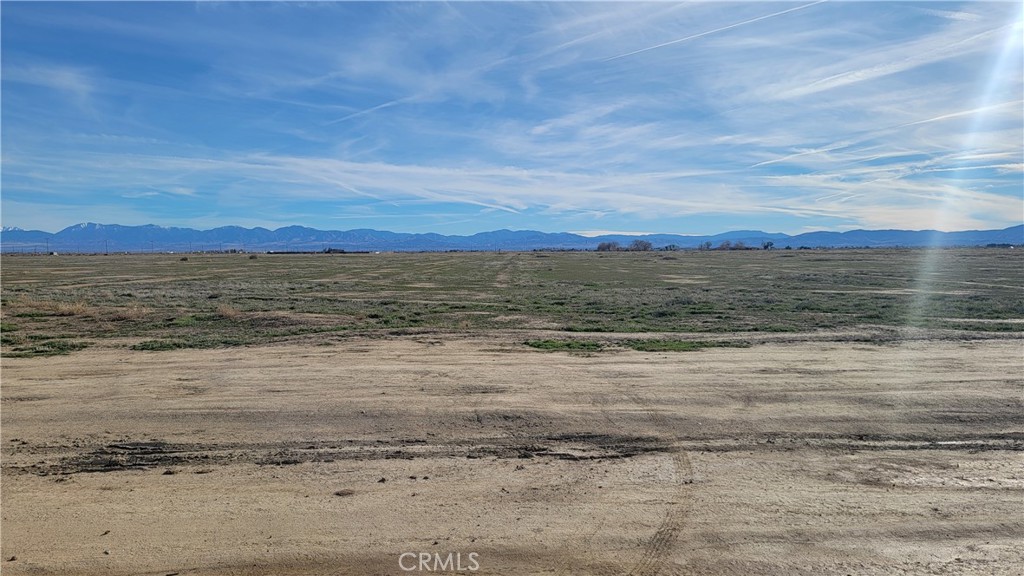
[2,333,1022,575]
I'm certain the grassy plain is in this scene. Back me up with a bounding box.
[2,248,1021,357]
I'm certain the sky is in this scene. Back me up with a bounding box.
[2,1,1022,236]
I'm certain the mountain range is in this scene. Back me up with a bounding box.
[1,223,1022,253]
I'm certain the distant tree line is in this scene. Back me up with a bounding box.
[589,238,1016,252]
[694,240,755,251]
[596,240,654,252]
[597,239,783,252]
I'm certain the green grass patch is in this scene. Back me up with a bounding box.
[171,315,199,327]
[623,339,751,352]
[0,322,18,332]
[131,336,250,351]
[748,324,801,332]
[6,339,89,357]
[131,339,189,351]
[524,339,602,351]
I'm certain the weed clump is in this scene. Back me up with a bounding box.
[6,339,89,357]
[131,340,188,351]
[624,339,750,352]
[524,339,602,352]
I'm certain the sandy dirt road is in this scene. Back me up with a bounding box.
[2,334,1022,575]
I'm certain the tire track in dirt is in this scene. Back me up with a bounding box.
[550,388,692,576]
[468,399,620,576]
[548,393,634,576]
[624,391,693,576]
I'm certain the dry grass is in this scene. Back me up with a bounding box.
[109,303,153,321]
[216,303,243,320]
[55,301,91,316]
[12,295,94,317]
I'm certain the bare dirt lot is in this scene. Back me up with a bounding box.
[2,333,1022,575]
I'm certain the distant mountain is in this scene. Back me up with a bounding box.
[1,223,1021,253]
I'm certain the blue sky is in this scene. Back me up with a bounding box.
[2,1,1022,235]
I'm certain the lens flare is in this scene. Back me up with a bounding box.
[906,5,1024,329]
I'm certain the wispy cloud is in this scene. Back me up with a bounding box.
[3,64,95,109]
[918,7,983,23]
[2,1,1020,234]
[5,143,1021,233]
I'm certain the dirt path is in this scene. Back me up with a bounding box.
[2,335,1022,575]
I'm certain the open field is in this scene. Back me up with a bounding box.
[2,250,1023,575]
[1,249,1022,356]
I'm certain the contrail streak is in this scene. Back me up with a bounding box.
[324,99,404,126]
[751,140,854,168]
[750,100,1023,169]
[603,0,827,62]
[894,99,1024,129]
